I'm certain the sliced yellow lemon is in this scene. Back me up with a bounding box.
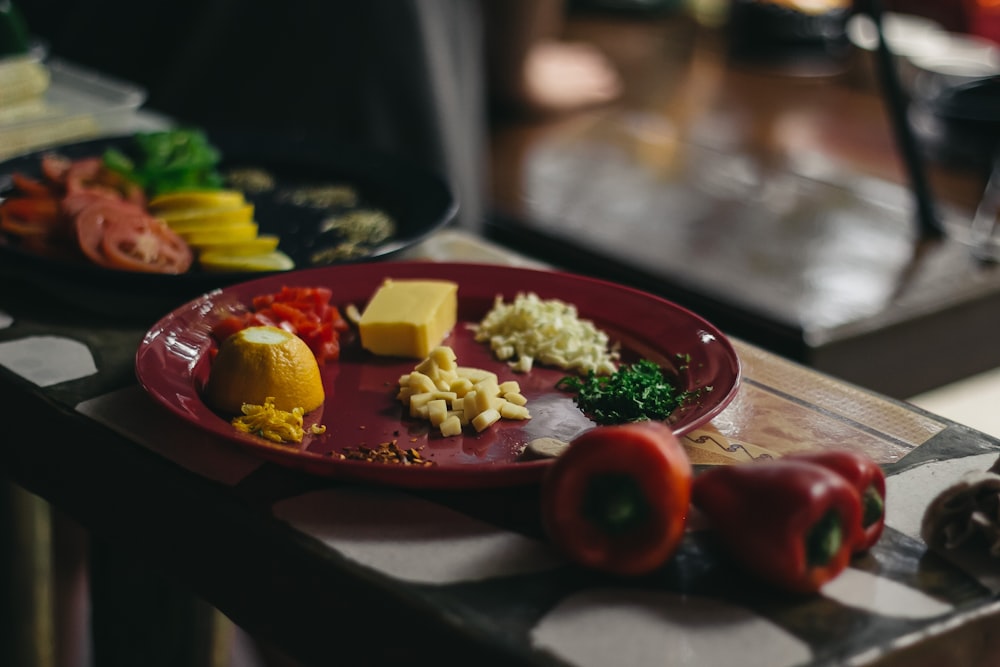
[148,190,247,212]
[205,325,324,415]
[199,249,295,272]
[179,223,259,246]
[194,235,281,256]
[165,214,258,234]
[157,203,255,228]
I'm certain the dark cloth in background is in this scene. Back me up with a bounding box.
[18,0,488,229]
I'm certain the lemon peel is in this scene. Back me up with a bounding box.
[232,397,307,443]
[199,249,294,272]
[148,190,248,211]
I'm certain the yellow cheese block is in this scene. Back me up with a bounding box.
[359,279,458,358]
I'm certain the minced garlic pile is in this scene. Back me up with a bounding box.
[232,397,327,444]
[471,292,618,375]
[398,345,531,437]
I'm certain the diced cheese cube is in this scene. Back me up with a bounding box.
[498,380,520,394]
[435,368,458,389]
[409,392,433,417]
[439,415,463,437]
[430,346,458,371]
[456,367,498,384]
[407,371,437,394]
[471,408,501,432]
[504,391,528,406]
[449,378,474,397]
[473,380,501,414]
[499,402,531,420]
[427,399,449,426]
[414,357,439,377]
[359,279,458,358]
[462,391,478,417]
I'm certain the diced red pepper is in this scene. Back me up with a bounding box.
[210,286,347,363]
[540,421,692,577]
[210,315,250,345]
[692,458,863,594]
[782,450,886,553]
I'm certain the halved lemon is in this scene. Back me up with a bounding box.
[199,249,295,272]
[148,190,247,212]
[205,325,324,415]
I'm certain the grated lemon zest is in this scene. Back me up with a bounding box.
[232,396,314,444]
[471,292,618,375]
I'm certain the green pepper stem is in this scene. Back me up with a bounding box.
[582,473,650,535]
[862,486,885,529]
[806,510,843,568]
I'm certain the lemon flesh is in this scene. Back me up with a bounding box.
[157,203,255,228]
[180,223,259,245]
[148,190,247,212]
[195,235,281,257]
[199,249,295,272]
[165,214,258,234]
[205,325,325,415]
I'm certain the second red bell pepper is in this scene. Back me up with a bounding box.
[692,459,863,594]
[783,449,887,553]
[540,421,692,577]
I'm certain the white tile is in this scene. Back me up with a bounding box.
[908,367,1000,439]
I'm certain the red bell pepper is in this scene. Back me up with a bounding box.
[540,421,692,577]
[692,459,863,594]
[783,450,886,553]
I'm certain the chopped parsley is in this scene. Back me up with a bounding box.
[556,359,702,425]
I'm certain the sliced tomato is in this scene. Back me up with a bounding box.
[0,211,60,238]
[101,216,192,274]
[102,168,146,207]
[11,173,58,198]
[0,196,61,224]
[0,196,71,242]
[63,157,147,207]
[62,190,144,218]
[41,153,72,184]
[1,213,51,238]
[74,203,110,267]
[3,154,156,268]
[74,201,193,274]
[64,158,115,197]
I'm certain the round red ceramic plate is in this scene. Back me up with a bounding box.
[135,262,741,489]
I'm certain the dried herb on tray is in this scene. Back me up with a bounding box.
[556,359,698,425]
